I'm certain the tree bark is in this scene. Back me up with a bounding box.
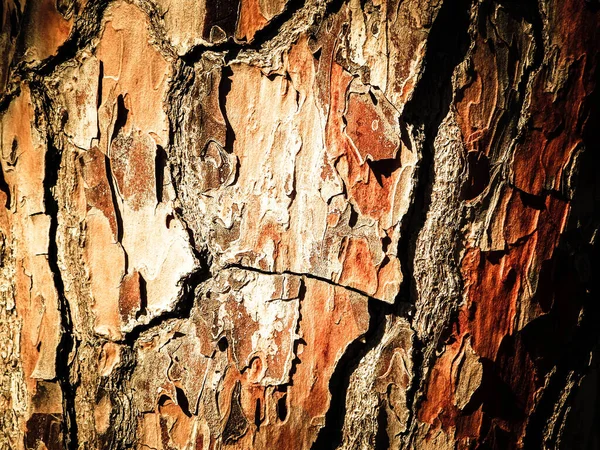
[0,0,599,449]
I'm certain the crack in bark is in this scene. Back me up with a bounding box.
[121,263,211,346]
[32,82,79,450]
[311,301,379,450]
[0,162,10,209]
[103,155,125,245]
[180,0,308,65]
[395,0,473,442]
[218,65,236,153]
[221,262,400,303]
[16,0,110,78]
[311,299,410,450]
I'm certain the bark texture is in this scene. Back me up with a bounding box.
[0,0,599,449]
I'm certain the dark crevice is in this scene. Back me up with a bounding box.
[374,401,390,450]
[395,0,473,441]
[111,94,129,143]
[181,0,306,65]
[0,163,11,208]
[218,66,236,153]
[155,145,167,204]
[276,391,288,422]
[217,336,229,352]
[96,60,103,110]
[175,387,192,418]
[122,256,210,347]
[312,300,398,449]
[135,273,148,320]
[462,151,490,200]
[368,157,402,186]
[347,204,358,228]
[96,60,103,139]
[254,399,262,428]
[518,189,546,210]
[3,138,19,168]
[104,155,124,245]
[35,84,78,449]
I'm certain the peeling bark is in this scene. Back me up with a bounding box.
[1,0,599,449]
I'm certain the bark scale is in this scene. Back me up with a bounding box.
[0,0,598,449]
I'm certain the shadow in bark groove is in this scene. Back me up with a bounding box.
[522,60,600,449]
[311,300,401,450]
[33,0,111,77]
[311,0,475,446]
[181,0,307,65]
[32,81,79,450]
[0,163,10,208]
[395,0,473,441]
[122,257,211,347]
[218,65,236,153]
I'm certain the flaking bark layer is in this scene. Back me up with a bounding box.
[0,0,598,449]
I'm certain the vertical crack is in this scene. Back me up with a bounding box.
[39,110,78,449]
[104,155,124,244]
[218,65,236,153]
[0,163,10,208]
[397,0,473,442]
[311,299,399,450]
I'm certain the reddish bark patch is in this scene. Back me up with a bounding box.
[511,2,599,195]
[345,90,401,163]
[118,270,143,322]
[81,147,119,238]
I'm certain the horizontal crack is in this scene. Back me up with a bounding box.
[222,262,403,304]
[180,0,307,65]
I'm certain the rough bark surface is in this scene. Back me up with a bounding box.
[0,0,598,449]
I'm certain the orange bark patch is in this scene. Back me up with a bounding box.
[236,0,268,42]
[338,236,379,296]
[20,0,73,62]
[345,90,401,163]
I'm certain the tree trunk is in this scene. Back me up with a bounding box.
[0,0,598,449]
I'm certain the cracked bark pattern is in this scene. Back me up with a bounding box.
[0,0,598,449]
